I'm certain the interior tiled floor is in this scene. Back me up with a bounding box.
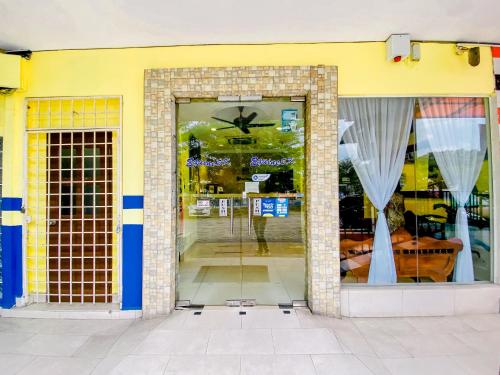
[0,308,499,374]
[179,242,306,305]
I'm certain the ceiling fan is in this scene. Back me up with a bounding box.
[211,106,275,134]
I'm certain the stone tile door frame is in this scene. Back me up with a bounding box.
[143,66,340,318]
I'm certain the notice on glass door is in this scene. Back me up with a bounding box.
[261,198,275,217]
[197,199,210,208]
[253,198,261,216]
[281,109,298,132]
[245,181,259,193]
[275,198,289,217]
[219,199,228,217]
[261,198,289,217]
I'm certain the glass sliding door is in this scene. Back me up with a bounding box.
[176,99,307,306]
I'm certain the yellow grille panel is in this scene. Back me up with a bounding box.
[27,97,120,130]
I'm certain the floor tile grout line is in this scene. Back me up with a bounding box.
[309,354,320,375]
[354,353,388,375]
[334,319,376,357]
[205,328,213,355]
[161,354,172,375]
[11,354,38,375]
[270,327,277,355]
[352,352,379,375]
[87,355,106,375]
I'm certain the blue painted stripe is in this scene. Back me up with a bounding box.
[1,198,22,211]
[122,224,143,310]
[123,196,144,210]
[1,225,23,308]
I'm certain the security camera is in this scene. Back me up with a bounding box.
[5,50,32,60]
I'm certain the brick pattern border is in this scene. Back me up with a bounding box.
[143,66,340,318]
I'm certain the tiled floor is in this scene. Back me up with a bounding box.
[0,308,499,374]
[179,241,306,305]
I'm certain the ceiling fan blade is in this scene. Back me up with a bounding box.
[246,123,275,128]
[211,116,236,126]
[240,127,250,134]
[245,112,258,124]
[215,126,236,130]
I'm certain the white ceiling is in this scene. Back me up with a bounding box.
[1,0,499,51]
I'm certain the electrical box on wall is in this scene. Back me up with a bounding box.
[0,53,21,90]
[386,34,410,62]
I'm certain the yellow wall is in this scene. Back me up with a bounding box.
[0,54,21,89]
[0,96,4,137]
[2,42,496,204]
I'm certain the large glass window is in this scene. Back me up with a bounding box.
[339,97,492,284]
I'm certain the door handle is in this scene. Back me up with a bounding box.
[230,198,234,235]
[248,198,251,235]
[48,220,57,226]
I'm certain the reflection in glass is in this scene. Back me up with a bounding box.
[339,97,491,284]
[253,215,269,255]
[339,98,415,284]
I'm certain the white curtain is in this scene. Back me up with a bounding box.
[417,98,487,283]
[339,98,415,284]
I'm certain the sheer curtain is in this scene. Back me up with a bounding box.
[417,98,487,283]
[339,98,415,284]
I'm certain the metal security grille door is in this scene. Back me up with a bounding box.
[47,132,113,302]
[26,97,121,304]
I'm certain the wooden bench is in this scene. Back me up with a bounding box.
[340,230,463,282]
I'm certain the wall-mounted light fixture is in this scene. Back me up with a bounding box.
[455,43,481,66]
[410,43,421,61]
[455,43,481,67]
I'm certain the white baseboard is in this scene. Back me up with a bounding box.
[341,283,500,317]
[0,306,142,320]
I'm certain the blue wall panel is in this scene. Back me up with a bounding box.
[1,198,23,211]
[122,224,143,310]
[123,196,144,209]
[1,225,22,308]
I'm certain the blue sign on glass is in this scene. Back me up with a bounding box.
[261,198,276,217]
[260,198,288,217]
[281,109,298,133]
[275,198,289,217]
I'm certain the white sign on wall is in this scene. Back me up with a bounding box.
[219,199,228,216]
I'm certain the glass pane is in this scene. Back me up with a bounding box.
[415,97,491,282]
[176,100,307,305]
[339,97,416,284]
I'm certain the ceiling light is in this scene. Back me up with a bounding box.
[211,128,217,131]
